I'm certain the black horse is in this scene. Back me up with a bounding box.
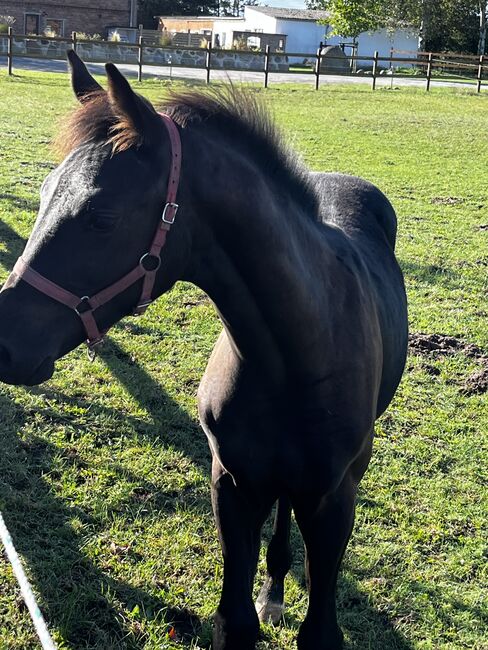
[0,52,408,650]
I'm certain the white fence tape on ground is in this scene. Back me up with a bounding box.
[0,511,57,650]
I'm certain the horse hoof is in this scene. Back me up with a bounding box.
[213,610,259,650]
[297,622,344,650]
[255,585,284,624]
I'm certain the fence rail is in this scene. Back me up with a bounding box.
[1,29,487,92]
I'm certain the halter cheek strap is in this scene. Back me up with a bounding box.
[3,113,181,355]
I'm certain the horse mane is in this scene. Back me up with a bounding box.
[163,86,319,217]
[54,85,318,218]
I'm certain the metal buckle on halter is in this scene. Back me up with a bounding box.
[162,202,178,224]
[133,300,152,316]
[139,253,161,272]
[75,296,92,316]
[86,336,104,362]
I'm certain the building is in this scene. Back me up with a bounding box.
[0,0,137,37]
[158,6,418,62]
[213,7,328,53]
[224,7,418,62]
[158,14,287,51]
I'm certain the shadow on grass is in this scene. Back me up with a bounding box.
[400,259,461,290]
[0,217,26,270]
[99,338,211,474]
[0,194,40,214]
[0,389,205,649]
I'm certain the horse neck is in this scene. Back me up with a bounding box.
[181,130,322,384]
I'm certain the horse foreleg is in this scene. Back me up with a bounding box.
[211,457,272,650]
[292,434,372,650]
[293,473,357,650]
[255,496,292,624]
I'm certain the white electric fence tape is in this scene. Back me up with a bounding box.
[0,511,57,650]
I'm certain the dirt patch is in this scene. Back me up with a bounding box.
[478,224,488,230]
[423,364,441,376]
[462,366,488,396]
[408,332,484,359]
[409,332,488,395]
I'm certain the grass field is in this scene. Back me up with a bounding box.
[0,69,487,650]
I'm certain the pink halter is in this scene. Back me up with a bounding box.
[5,113,181,356]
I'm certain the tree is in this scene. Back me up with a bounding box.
[138,0,255,26]
[138,0,220,28]
[306,0,385,39]
[219,0,259,17]
[306,0,486,53]
[478,1,488,54]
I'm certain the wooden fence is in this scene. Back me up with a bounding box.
[1,29,487,92]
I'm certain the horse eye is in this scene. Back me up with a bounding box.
[86,208,117,233]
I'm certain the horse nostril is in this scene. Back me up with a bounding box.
[0,343,12,368]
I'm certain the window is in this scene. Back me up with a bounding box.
[45,18,65,36]
[247,35,261,48]
[24,13,40,34]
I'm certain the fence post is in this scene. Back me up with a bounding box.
[263,44,270,88]
[7,26,13,76]
[426,52,433,91]
[477,54,484,93]
[372,50,378,90]
[206,41,212,84]
[137,34,143,82]
[314,41,323,90]
[71,31,77,52]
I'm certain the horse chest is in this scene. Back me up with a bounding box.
[198,345,376,495]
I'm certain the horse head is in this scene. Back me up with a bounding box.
[0,52,191,385]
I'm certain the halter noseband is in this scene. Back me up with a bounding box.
[3,113,181,357]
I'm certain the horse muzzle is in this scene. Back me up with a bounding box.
[0,339,55,385]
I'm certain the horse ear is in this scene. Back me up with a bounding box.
[105,62,159,138]
[67,49,103,102]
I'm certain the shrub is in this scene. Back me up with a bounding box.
[160,33,173,46]
[75,32,103,41]
[0,14,15,33]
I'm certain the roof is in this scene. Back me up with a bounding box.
[246,6,330,22]
[156,16,217,21]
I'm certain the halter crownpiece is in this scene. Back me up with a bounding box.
[3,113,181,357]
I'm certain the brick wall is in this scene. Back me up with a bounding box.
[0,1,130,36]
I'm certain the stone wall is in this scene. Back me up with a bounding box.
[0,35,289,71]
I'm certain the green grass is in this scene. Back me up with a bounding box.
[0,70,487,650]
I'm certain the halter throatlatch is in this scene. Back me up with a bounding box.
[4,113,181,357]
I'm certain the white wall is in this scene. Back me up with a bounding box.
[356,28,419,65]
[213,18,245,48]
[274,18,328,54]
[277,23,418,62]
[215,8,419,66]
[244,8,280,33]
